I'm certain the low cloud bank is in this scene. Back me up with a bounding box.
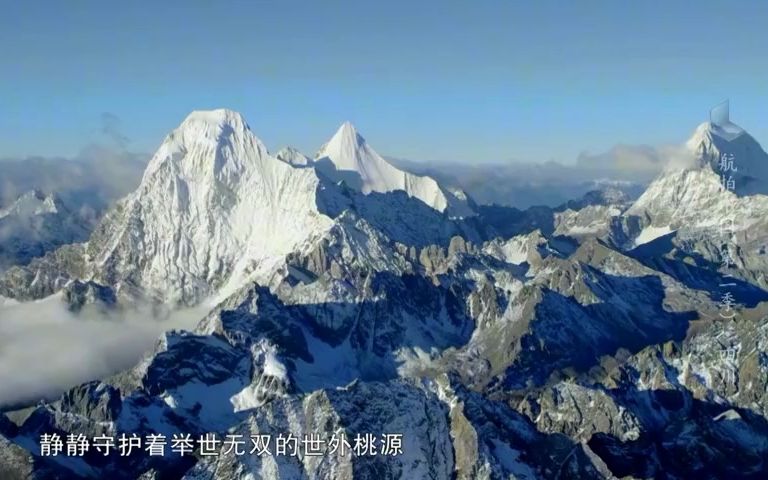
[0,146,147,210]
[391,142,698,208]
[0,296,208,408]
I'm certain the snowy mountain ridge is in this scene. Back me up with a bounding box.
[315,122,475,217]
[2,110,768,479]
[80,109,340,304]
[0,190,93,272]
[0,109,478,305]
[275,146,312,167]
[627,120,768,239]
[0,190,58,220]
[682,120,768,193]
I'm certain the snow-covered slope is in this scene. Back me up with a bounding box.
[628,168,768,233]
[0,111,485,304]
[0,190,58,220]
[315,122,474,217]
[275,146,312,167]
[628,121,768,234]
[84,109,338,305]
[77,111,479,306]
[685,121,768,195]
[0,190,91,271]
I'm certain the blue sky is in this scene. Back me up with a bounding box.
[1,1,767,163]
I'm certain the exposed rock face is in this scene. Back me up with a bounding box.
[2,110,768,478]
[186,381,455,480]
[0,243,87,301]
[62,280,117,312]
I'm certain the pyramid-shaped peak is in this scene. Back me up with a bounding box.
[314,121,370,165]
[644,117,768,198]
[339,120,359,134]
[0,189,58,219]
[686,121,746,151]
[331,121,366,147]
[142,109,268,181]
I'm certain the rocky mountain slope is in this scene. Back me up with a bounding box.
[1,111,767,479]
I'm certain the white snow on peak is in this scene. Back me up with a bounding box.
[66,110,482,304]
[315,122,474,217]
[90,109,337,305]
[683,120,768,172]
[632,225,674,247]
[0,190,58,220]
[627,164,768,237]
[275,146,312,166]
[686,121,745,155]
[483,231,545,266]
[142,108,267,181]
[316,121,367,172]
[183,108,250,128]
[679,120,768,192]
[686,122,746,151]
[626,119,768,242]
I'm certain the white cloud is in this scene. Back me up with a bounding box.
[0,295,207,407]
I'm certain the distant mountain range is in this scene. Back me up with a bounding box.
[0,190,93,272]
[1,111,767,479]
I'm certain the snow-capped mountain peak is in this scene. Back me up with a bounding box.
[315,121,371,172]
[142,108,269,183]
[686,121,746,153]
[0,190,58,220]
[682,121,768,194]
[627,119,768,240]
[1,111,476,305]
[87,109,338,305]
[182,108,250,128]
[6,107,768,479]
[275,146,312,166]
[171,108,255,152]
[315,122,474,216]
[0,190,93,271]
